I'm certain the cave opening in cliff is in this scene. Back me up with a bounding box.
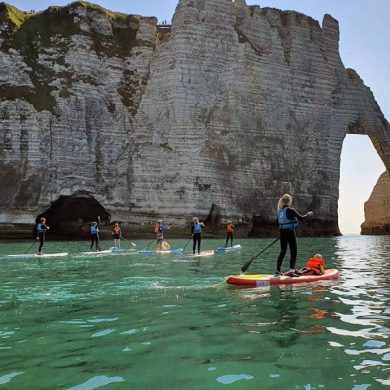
[338,135,385,235]
[36,194,111,238]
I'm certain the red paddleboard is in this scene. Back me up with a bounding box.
[226,269,340,286]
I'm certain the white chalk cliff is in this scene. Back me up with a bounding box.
[0,0,389,236]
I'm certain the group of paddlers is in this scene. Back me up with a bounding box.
[34,215,235,256]
[33,192,326,276]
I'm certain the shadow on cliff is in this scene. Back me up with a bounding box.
[36,193,111,239]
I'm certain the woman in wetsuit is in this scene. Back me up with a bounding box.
[192,217,205,255]
[275,194,313,276]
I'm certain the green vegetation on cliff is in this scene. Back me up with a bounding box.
[0,1,150,112]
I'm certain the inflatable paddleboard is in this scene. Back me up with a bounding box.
[187,250,215,257]
[226,269,340,286]
[7,252,69,259]
[80,248,137,255]
[79,249,114,255]
[139,248,184,255]
[215,244,241,253]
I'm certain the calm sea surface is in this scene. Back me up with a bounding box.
[0,236,389,389]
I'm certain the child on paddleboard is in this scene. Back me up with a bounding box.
[192,217,205,255]
[155,220,169,251]
[112,223,121,248]
[298,254,325,275]
[225,220,234,247]
[36,217,50,255]
[275,194,313,277]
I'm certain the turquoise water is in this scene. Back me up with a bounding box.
[0,236,389,389]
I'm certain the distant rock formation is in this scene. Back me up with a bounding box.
[361,171,390,235]
[0,0,389,237]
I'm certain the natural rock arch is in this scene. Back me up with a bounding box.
[0,1,389,237]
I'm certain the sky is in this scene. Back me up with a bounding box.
[10,0,389,234]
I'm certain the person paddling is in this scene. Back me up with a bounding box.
[155,220,169,251]
[90,216,101,251]
[275,194,313,277]
[112,223,121,249]
[36,217,49,255]
[225,220,234,247]
[192,217,205,255]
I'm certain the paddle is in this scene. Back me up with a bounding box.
[25,240,37,254]
[240,238,279,273]
[143,238,155,250]
[121,236,137,247]
[182,236,192,251]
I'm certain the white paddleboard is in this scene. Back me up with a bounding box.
[215,244,241,253]
[79,248,137,256]
[7,252,68,259]
[187,250,215,257]
[79,249,113,255]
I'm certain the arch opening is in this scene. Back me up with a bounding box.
[338,135,385,235]
[36,194,111,238]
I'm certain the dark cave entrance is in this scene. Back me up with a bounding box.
[36,194,111,238]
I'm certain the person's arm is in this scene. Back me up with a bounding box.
[287,208,313,221]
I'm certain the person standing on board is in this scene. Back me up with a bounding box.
[36,217,50,255]
[155,220,169,251]
[90,216,101,251]
[225,220,234,247]
[275,194,313,277]
[112,223,121,249]
[192,217,205,255]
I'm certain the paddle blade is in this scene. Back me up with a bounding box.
[241,260,251,273]
[131,242,136,247]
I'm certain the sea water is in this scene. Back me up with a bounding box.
[0,236,389,389]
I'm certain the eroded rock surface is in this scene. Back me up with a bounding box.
[361,171,390,235]
[0,0,389,236]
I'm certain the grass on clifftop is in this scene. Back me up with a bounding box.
[0,3,31,28]
[0,1,147,113]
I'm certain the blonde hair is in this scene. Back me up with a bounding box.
[193,217,199,224]
[277,194,292,210]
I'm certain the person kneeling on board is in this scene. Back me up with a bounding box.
[297,254,325,275]
[160,241,171,251]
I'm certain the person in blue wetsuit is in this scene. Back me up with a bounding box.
[36,217,50,255]
[90,216,101,251]
[192,217,205,254]
[275,194,313,277]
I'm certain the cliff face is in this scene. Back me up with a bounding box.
[361,171,390,235]
[0,0,389,236]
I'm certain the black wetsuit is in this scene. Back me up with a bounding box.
[36,223,48,253]
[191,224,202,254]
[90,225,100,251]
[276,207,308,272]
